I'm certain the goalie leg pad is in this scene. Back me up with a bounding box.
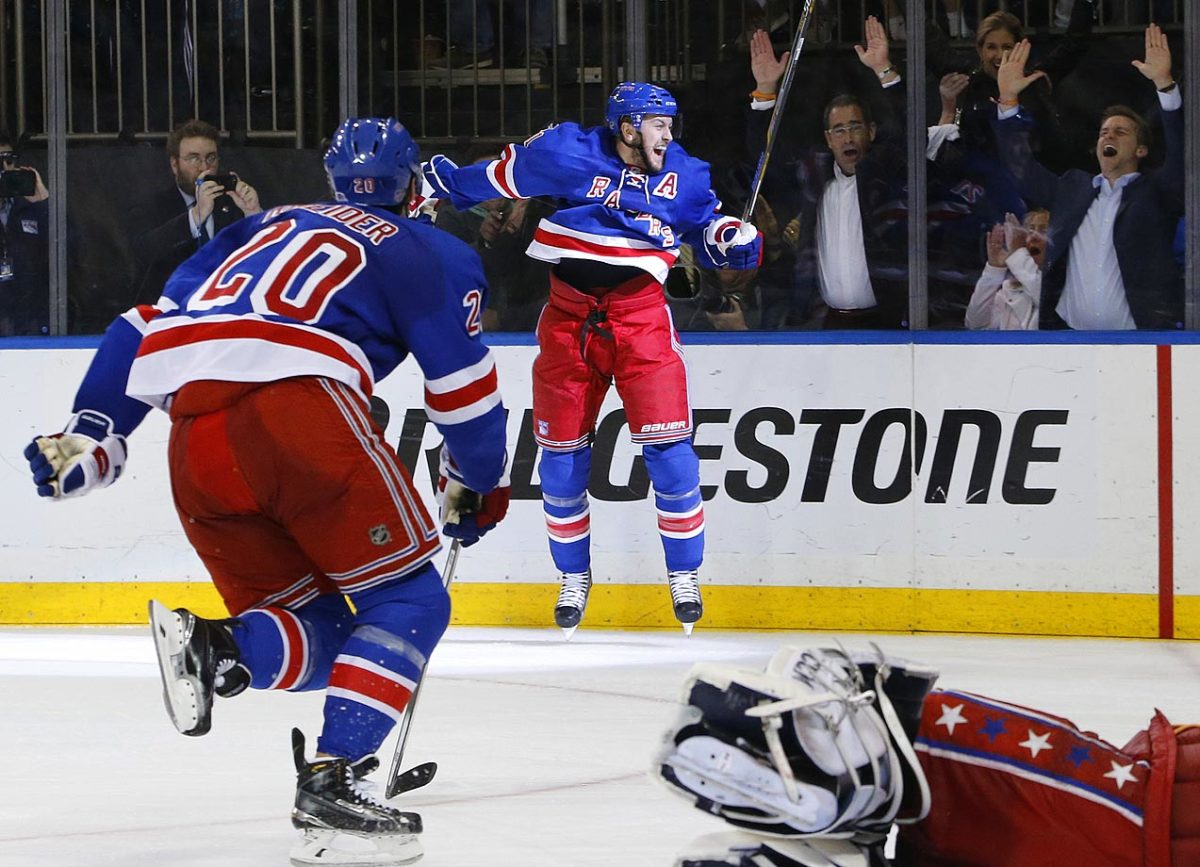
[539,446,592,574]
[656,648,925,839]
[236,593,354,692]
[676,831,880,867]
[318,563,450,761]
[644,441,704,572]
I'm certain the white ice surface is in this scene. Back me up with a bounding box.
[1,626,1197,866]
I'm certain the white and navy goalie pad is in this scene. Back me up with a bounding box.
[674,831,885,867]
[655,646,933,842]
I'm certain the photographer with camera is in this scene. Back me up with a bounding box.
[131,119,262,305]
[0,133,50,336]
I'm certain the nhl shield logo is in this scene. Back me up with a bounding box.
[537,418,549,437]
[369,524,392,546]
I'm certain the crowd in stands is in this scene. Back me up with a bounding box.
[0,1,1191,336]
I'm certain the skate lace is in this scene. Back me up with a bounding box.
[343,766,392,811]
[667,570,701,605]
[556,571,591,609]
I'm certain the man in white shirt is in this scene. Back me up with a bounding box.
[992,26,1183,330]
[748,16,909,328]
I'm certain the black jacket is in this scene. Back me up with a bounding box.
[746,80,909,326]
[994,100,1184,329]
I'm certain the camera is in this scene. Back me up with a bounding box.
[203,172,238,192]
[0,168,36,198]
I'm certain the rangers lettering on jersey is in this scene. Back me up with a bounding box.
[424,122,739,283]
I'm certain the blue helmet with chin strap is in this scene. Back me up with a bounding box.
[605,82,677,134]
[324,117,420,207]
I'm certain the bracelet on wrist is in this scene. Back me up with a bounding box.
[750,90,777,101]
[1158,80,1178,93]
[876,65,895,79]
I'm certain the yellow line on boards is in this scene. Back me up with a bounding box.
[0,582,1185,638]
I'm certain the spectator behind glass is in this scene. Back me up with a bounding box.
[927,4,1094,201]
[430,0,554,70]
[0,134,50,336]
[993,27,1183,329]
[965,210,1049,330]
[130,119,262,305]
[748,17,908,329]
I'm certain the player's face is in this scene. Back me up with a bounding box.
[637,115,674,172]
[824,105,875,175]
[977,28,1017,79]
[1096,115,1146,174]
[171,136,220,193]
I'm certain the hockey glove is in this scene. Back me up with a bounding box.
[437,445,511,547]
[25,409,127,499]
[702,217,763,270]
[421,154,459,201]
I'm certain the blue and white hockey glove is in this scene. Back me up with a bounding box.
[702,217,763,270]
[436,445,511,547]
[421,154,459,201]
[25,410,127,499]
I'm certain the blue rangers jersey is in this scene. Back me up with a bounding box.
[73,203,506,495]
[424,123,747,283]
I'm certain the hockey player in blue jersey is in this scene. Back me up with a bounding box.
[423,82,762,637]
[24,117,510,866]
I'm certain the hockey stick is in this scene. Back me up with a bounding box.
[741,0,818,224]
[384,537,463,799]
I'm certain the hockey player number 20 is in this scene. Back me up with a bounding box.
[190,220,367,323]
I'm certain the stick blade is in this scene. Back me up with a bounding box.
[386,760,438,799]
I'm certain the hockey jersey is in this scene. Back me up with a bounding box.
[424,123,737,283]
[72,203,507,495]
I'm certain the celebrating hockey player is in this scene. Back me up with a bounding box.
[655,644,1200,866]
[422,82,762,637]
[24,117,510,866]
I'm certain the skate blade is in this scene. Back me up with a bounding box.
[560,625,578,641]
[290,828,423,867]
[147,600,206,736]
[681,622,695,637]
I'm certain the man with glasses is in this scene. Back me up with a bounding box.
[131,119,262,305]
[0,133,50,336]
[749,16,909,328]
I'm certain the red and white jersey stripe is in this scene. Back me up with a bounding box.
[485,144,522,199]
[545,507,591,545]
[657,502,705,540]
[327,654,418,722]
[126,313,376,410]
[526,219,680,284]
[423,352,503,426]
[254,607,311,691]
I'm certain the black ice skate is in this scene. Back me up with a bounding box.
[553,569,592,640]
[148,599,248,736]
[291,729,423,838]
[667,569,703,636]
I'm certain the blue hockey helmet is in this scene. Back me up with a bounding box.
[605,82,678,134]
[324,117,421,207]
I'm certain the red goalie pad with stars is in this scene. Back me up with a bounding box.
[897,689,1161,867]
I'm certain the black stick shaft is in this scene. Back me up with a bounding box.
[741,0,819,224]
[384,538,462,798]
